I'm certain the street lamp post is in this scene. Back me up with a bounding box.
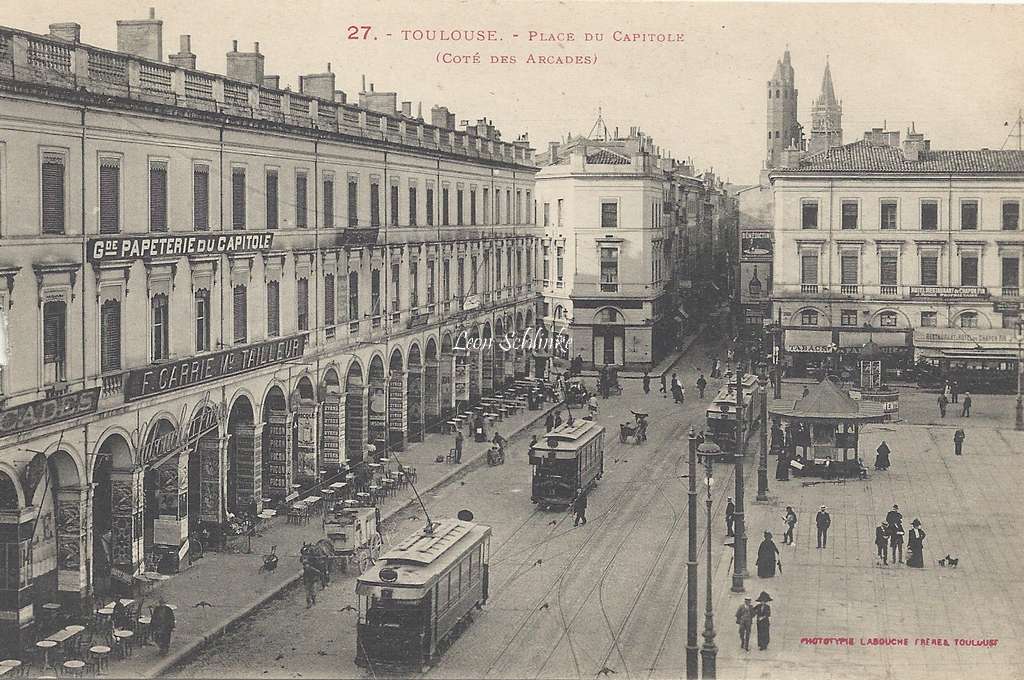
[731,367,748,592]
[686,427,699,679]
[1016,319,1024,431]
[756,374,769,502]
[701,455,718,679]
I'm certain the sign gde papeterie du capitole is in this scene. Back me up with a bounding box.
[87,232,275,262]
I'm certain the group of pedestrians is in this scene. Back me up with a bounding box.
[937,380,973,419]
[873,504,927,567]
[735,592,774,652]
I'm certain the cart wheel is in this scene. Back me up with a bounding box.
[369,532,384,562]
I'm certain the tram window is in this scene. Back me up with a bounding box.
[438,574,449,609]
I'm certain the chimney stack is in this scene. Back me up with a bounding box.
[299,64,336,101]
[548,141,560,165]
[227,39,265,85]
[48,22,81,43]
[902,124,930,162]
[262,75,280,89]
[116,7,163,61]
[431,105,456,130]
[334,90,347,104]
[168,34,197,70]
[401,101,412,117]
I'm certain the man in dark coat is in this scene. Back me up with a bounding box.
[642,371,651,395]
[756,531,780,577]
[875,521,889,565]
[454,429,464,464]
[725,497,736,537]
[545,412,555,432]
[938,393,948,418]
[885,504,903,528]
[954,427,966,456]
[874,441,891,470]
[775,447,790,481]
[660,373,667,396]
[697,374,708,399]
[571,487,588,526]
[951,379,959,403]
[961,393,972,417]
[735,597,754,652]
[302,558,324,607]
[553,412,563,429]
[815,505,831,549]
[151,597,176,655]
[907,519,926,568]
[888,519,904,564]
[782,507,797,545]
[754,592,773,650]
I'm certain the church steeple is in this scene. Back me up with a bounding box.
[808,57,843,155]
[819,58,837,106]
[766,47,801,169]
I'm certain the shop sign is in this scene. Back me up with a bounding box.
[124,334,308,401]
[133,397,221,468]
[740,231,773,261]
[87,232,274,263]
[919,328,1020,345]
[993,300,1023,313]
[453,363,470,401]
[0,388,100,438]
[908,286,989,299]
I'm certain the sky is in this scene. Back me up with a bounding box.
[3,0,1023,183]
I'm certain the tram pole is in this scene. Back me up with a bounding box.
[756,374,769,502]
[686,427,699,680]
[701,454,718,679]
[731,366,749,593]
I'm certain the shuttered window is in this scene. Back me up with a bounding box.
[324,274,335,326]
[295,173,308,228]
[841,201,858,229]
[409,187,417,226]
[266,280,280,337]
[348,271,359,320]
[920,255,939,286]
[409,261,419,308]
[427,260,435,304]
[961,201,979,230]
[457,189,464,226]
[426,188,434,226]
[347,180,358,227]
[840,255,858,285]
[920,200,938,230]
[390,185,399,226]
[193,165,210,231]
[195,289,211,351]
[100,299,121,372]
[149,161,168,232]
[99,159,120,234]
[801,201,818,229]
[391,263,401,311]
[960,256,979,286]
[1003,257,1019,288]
[297,278,309,331]
[880,256,898,286]
[801,254,818,284]
[323,178,335,228]
[370,182,380,227]
[233,285,247,343]
[371,269,381,316]
[42,300,66,367]
[266,170,279,229]
[442,188,450,226]
[151,294,169,360]
[41,153,66,234]
[470,190,477,226]
[232,168,246,230]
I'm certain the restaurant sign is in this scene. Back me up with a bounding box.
[0,388,100,438]
[908,286,989,299]
[88,233,274,263]
[124,334,308,401]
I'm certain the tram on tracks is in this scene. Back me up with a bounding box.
[354,519,491,669]
[705,374,760,451]
[529,419,605,509]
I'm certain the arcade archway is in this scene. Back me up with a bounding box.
[408,344,424,442]
[367,355,387,454]
[387,349,407,451]
[262,386,290,502]
[345,361,367,463]
[226,396,258,516]
[320,368,344,469]
[292,376,317,484]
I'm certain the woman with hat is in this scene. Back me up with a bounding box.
[907,519,927,568]
[754,591,773,650]
[756,531,780,578]
[874,441,891,471]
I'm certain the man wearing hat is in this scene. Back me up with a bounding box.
[875,521,889,565]
[725,497,736,537]
[815,505,831,549]
[735,596,755,651]
[754,591,773,650]
[151,597,176,655]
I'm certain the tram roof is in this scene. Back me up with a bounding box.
[357,520,491,590]
[545,419,604,443]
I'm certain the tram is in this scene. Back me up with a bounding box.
[354,519,491,669]
[914,356,1018,394]
[529,419,605,509]
[705,374,760,451]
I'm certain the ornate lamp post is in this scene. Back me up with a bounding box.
[756,374,770,502]
[1016,319,1024,431]
[686,427,699,679]
[701,454,718,679]
[731,367,748,593]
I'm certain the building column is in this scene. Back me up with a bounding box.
[0,507,38,658]
[153,454,189,573]
[233,423,264,511]
[55,486,89,612]
[469,344,481,404]
[423,359,440,433]
[482,343,494,395]
[320,391,346,469]
[345,385,368,463]
[387,370,408,452]
[408,365,425,443]
[294,402,318,484]
[368,381,387,454]
[196,435,227,547]
[439,355,454,421]
[265,410,292,502]
[109,468,144,596]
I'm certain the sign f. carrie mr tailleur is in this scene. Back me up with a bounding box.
[87,233,275,262]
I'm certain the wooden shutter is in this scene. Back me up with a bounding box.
[193,165,210,231]
[99,160,120,234]
[149,162,168,232]
[348,180,358,227]
[233,285,247,343]
[266,171,278,229]
[297,278,309,330]
[267,281,280,337]
[840,255,858,285]
[390,185,399,226]
[100,300,121,372]
[801,255,818,284]
[921,256,938,286]
[1003,257,1020,288]
[370,183,380,226]
[232,169,246,229]
[409,187,417,226]
[426,188,434,226]
[323,179,334,228]
[296,174,308,228]
[348,271,358,320]
[41,154,65,234]
[961,257,979,286]
[880,256,898,286]
[324,274,335,326]
[43,301,66,363]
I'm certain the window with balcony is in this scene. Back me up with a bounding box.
[840,309,857,326]
[456,258,465,300]
[348,179,358,227]
[469,256,478,295]
[427,260,435,305]
[442,188,450,226]
[601,202,618,229]
[297,278,309,331]
[371,269,382,317]
[960,200,979,230]
[1003,257,1020,296]
[348,271,359,321]
[195,289,210,352]
[151,293,170,361]
[556,246,565,286]
[231,167,246,230]
[409,261,419,309]
[801,200,818,229]
[325,273,336,327]
[920,200,938,230]
[920,255,939,286]
[959,311,978,328]
[267,280,280,337]
[42,300,67,383]
[841,201,858,229]
[100,299,121,372]
[427,187,435,226]
[193,164,210,231]
[880,200,898,230]
[295,172,308,228]
[800,310,818,326]
[880,255,899,294]
[542,245,550,284]
[390,185,399,227]
[41,151,66,234]
[1003,201,1020,231]
[840,254,859,294]
[409,187,417,226]
[495,252,503,291]
[920,311,937,327]
[960,256,979,287]
[443,260,451,300]
[370,182,380,227]
[323,176,335,228]
[150,160,169,232]
[800,253,818,293]
[600,247,619,292]
[99,157,121,234]
[233,285,247,344]
[543,202,551,227]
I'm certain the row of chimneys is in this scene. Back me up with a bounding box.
[863,124,931,161]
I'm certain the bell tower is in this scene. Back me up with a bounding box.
[808,58,843,155]
[766,48,801,169]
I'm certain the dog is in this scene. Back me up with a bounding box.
[937,554,960,568]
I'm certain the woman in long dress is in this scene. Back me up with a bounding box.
[907,519,926,568]
[754,591,773,650]
[755,531,780,578]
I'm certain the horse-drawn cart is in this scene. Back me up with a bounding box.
[619,411,649,444]
[320,505,383,573]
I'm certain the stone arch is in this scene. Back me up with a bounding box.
[345,360,367,463]
[292,375,318,483]
[405,344,424,442]
[92,428,135,472]
[91,431,133,596]
[226,395,257,516]
[320,367,344,470]
[387,349,407,450]
[0,463,26,509]
[258,380,290,418]
[951,308,993,329]
[226,388,259,424]
[261,385,290,500]
[868,307,913,329]
[788,306,830,327]
[186,401,222,538]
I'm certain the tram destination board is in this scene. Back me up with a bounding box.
[124,333,308,401]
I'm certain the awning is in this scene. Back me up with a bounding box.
[839,331,907,348]
[785,329,833,352]
[917,348,1017,361]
